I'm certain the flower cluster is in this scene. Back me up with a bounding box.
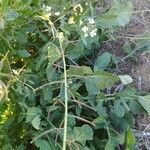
[55,12,60,16]
[81,18,98,38]
[42,4,60,19]
[57,32,64,42]
[44,5,52,12]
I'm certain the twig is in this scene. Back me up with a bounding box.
[68,90,96,111]
[31,128,62,143]
[68,114,95,126]
[34,80,63,92]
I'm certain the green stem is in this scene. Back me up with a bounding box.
[59,40,68,150]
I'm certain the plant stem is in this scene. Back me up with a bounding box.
[59,40,68,150]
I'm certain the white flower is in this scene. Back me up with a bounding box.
[79,20,83,25]
[90,28,97,37]
[88,18,95,24]
[82,26,88,33]
[45,6,52,12]
[43,5,51,12]
[84,33,88,37]
[57,32,64,41]
[55,12,60,16]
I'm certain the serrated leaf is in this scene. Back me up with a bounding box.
[67,66,93,76]
[46,65,58,82]
[98,1,133,28]
[129,100,146,114]
[35,56,47,71]
[117,86,136,97]
[110,111,135,131]
[110,130,125,146]
[67,42,84,59]
[42,86,52,102]
[94,52,112,71]
[68,115,76,128]
[96,101,107,117]
[47,43,61,66]
[84,78,100,94]
[114,101,124,117]
[35,42,61,70]
[68,124,93,143]
[95,71,119,87]
[31,115,41,130]
[138,95,150,115]
[18,50,31,58]
[26,107,42,122]
[84,71,119,91]
[92,117,106,129]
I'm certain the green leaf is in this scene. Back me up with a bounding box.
[129,100,146,114]
[84,78,100,94]
[113,101,125,117]
[117,86,136,97]
[26,107,42,123]
[105,140,114,150]
[42,86,52,102]
[92,117,106,125]
[98,1,133,28]
[35,56,47,71]
[110,112,135,131]
[81,33,99,49]
[31,115,41,130]
[47,43,61,66]
[125,129,136,149]
[46,65,58,82]
[68,124,93,143]
[67,66,93,76]
[84,71,119,93]
[68,115,76,128]
[111,133,125,146]
[96,101,107,117]
[35,139,51,150]
[138,95,150,115]
[94,52,112,71]
[67,42,84,59]
[87,71,119,90]
[118,75,133,85]
[18,50,31,58]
